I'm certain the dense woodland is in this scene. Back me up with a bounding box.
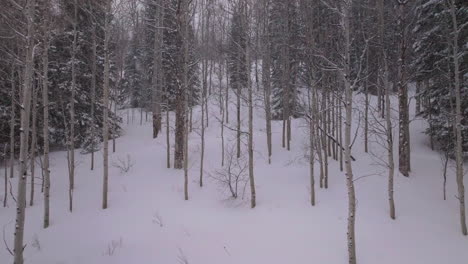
[0,0,467,264]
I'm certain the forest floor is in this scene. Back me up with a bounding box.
[1,92,468,264]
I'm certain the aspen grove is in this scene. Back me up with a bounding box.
[0,0,467,264]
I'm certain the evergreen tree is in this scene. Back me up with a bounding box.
[413,0,468,154]
[269,0,303,119]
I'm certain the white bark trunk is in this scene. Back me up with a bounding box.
[42,23,51,227]
[13,0,35,262]
[102,0,111,210]
[449,0,467,236]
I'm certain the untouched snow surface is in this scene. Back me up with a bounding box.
[1,93,468,264]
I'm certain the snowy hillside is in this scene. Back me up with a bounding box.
[1,92,467,264]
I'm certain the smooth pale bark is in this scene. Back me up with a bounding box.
[166,79,171,169]
[225,60,229,124]
[90,24,97,170]
[246,37,256,209]
[339,91,343,172]
[308,89,315,206]
[3,145,7,207]
[10,67,15,179]
[342,1,357,263]
[102,0,111,210]
[67,0,78,213]
[182,0,190,200]
[383,62,396,220]
[13,1,35,263]
[152,2,162,139]
[199,5,208,187]
[236,66,241,159]
[42,22,51,227]
[262,11,272,164]
[364,51,369,153]
[200,59,207,187]
[377,0,384,116]
[29,83,38,207]
[449,0,467,236]
[70,0,77,191]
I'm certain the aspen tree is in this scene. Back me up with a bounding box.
[42,5,51,227]
[13,0,35,262]
[9,66,15,179]
[29,80,38,207]
[102,0,112,210]
[448,0,467,236]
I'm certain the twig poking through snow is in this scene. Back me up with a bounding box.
[177,247,189,264]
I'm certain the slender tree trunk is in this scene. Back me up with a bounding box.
[67,0,78,213]
[13,1,35,263]
[3,145,7,207]
[384,61,396,220]
[42,23,51,227]
[200,58,207,187]
[364,50,369,153]
[29,83,38,207]
[397,0,410,177]
[166,79,171,169]
[102,1,111,210]
[70,0,78,193]
[262,6,272,164]
[263,46,272,164]
[342,1,357,263]
[449,0,467,236]
[219,63,225,167]
[90,24,97,171]
[182,0,190,200]
[10,66,15,179]
[236,75,241,159]
[246,29,256,209]
[225,59,229,124]
[152,3,162,139]
[309,88,315,206]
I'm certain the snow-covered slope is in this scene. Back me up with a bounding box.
[1,93,467,264]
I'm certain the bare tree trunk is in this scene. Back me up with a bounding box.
[152,2,162,139]
[308,88,315,206]
[69,0,78,193]
[3,145,7,207]
[29,82,38,207]
[342,1,357,262]
[262,15,272,164]
[13,0,35,262]
[10,66,15,179]
[182,0,190,200]
[236,73,241,159]
[166,111,171,168]
[397,0,410,177]
[90,24,97,171]
[166,78,171,169]
[67,0,78,213]
[383,61,396,220]
[339,90,343,172]
[449,0,467,236]
[246,24,256,209]
[200,58,207,187]
[102,0,111,210]
[225,59,229,124]
[42,19,51,227]
[364,50,369,153]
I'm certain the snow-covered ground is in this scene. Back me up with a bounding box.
[1,93,467,264]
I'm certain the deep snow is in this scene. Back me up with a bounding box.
[1,92,467,264]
